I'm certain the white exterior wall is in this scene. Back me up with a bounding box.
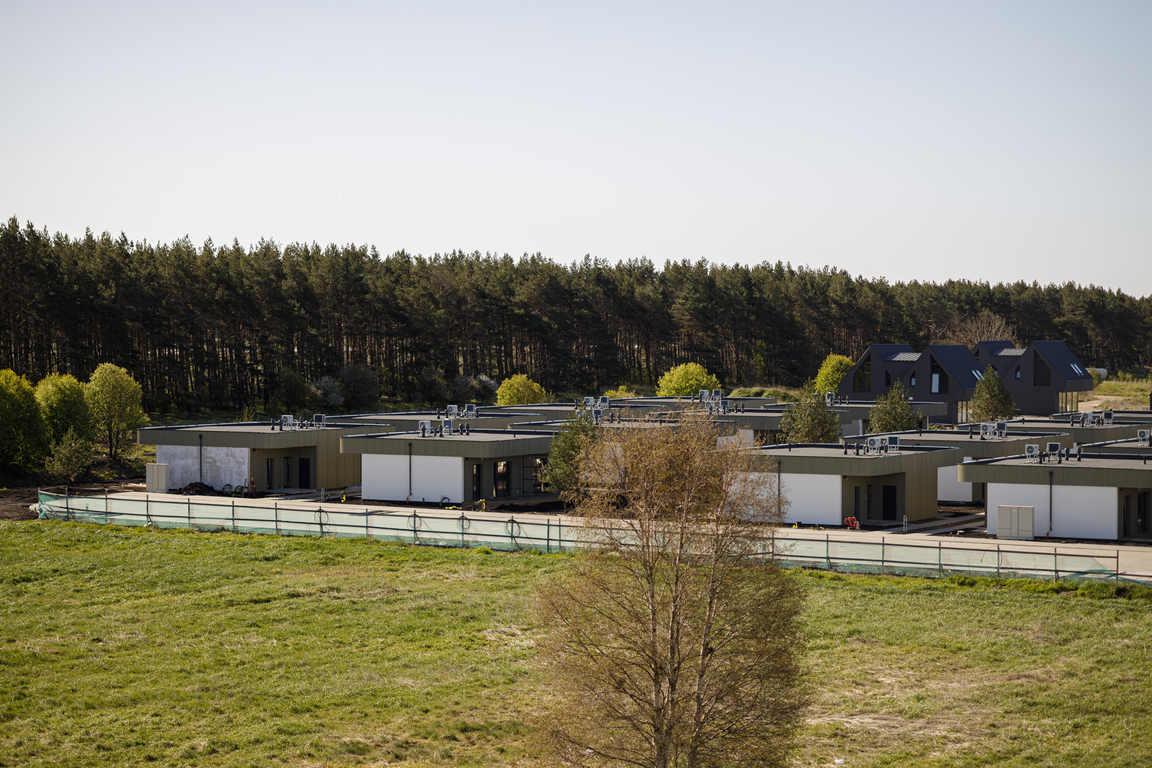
[937,457,974,502]
[156,445,249,491]
[758,472,842,525]
[986,483,1119,540]
[362,454,466,503]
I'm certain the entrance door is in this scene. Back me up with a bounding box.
[284,457,291,488]
[266,458,275,492]
[472,464,482,501]
[299,458,311,490]
[882,485,898,521]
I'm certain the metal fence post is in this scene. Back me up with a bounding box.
[881,536,885,573]
[1054,547,1059,581]
[412,511,418,544]
[274,501,279,536]
[510,516,515,550]
[825,534,830,571]
[547,518,551,554]
[231,498,235,532]
[365,510,370,540]
[318,506,324,538]
[187,496,191,529]
[460,511,466,549]
[145,495,151,527]
[997,544,1001,578]
[938,540,943,576]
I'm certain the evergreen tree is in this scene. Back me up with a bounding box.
[868,380,922,433]
[970,365,1016,422]
[779,390,840,443]
[539,410,599,497]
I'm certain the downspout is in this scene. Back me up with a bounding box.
[1048,470,1054,536]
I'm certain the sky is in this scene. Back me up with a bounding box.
[2,1,1150,296]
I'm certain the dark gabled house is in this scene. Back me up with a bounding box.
[973,340,1093,415]
[837,343,985,424]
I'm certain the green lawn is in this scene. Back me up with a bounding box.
[3,521,1151,767]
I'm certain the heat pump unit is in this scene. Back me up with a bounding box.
[599,396,610,408]
[464,404,477,418]
[281,414,294,427]
[980,423,997,437]
[888,436,900,450]
[1138,429,1151,443]
[699,389,710,400]
[584,397,596,407]
[446,405,459,418]
[592,408,603,422]
[1025,444,1040,460]
[443,419,454,434]
[1046,442,1061,454]
[995,421,1008,437]
[418,420,432,434]
[867,436,884,452]
[313,414,326,427]
[712,389,723,400]
[825,392,834,406]
[1103,410,1114,425]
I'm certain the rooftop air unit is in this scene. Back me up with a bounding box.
[980,423,997,439]
[825,392,834,407]
[464,403,477,418]
[281,415,294,428]
[1103,410,1114,425]
[599,396,610,408]
[995,421,1008,438]
[699,389,710,400]
[721,399,731,414]
[1080,413,1090,427]
[584,397,596,408]
[1046,441,1061,455]
[446,405,459,418]
[712,389,723,400]
[592,408,603,423]
[888,436,900,451]
[1025,444,1040,461]
[313,414,326,427]
[866,436,885,453]
[418,420,431,436]
[1138,429,1151,445]
[443,419,454,434]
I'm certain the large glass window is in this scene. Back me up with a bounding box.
[853,355,872,392]
[1033,351,1051,386]
[930,358,948,394]
[495,461,509,497]
[1138,491,1149,535]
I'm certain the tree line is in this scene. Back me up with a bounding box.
[3,216,1149,413]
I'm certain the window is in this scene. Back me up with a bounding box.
[1138,491,1149,535]
[472,463,482,501]
[532,457,545,494]
[972,369,983,381]
[1033,351,1051,386]
[1015,366,1021,380]
[930,358,948,394]
[884,370,891,387]
[495,461,509,497]
[910,372,917,387]
[853,355,872,392]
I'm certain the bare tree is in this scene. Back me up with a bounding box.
[536,410,807,768]
[941,311,1020,350]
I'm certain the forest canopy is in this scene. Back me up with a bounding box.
[2,217,1149,413]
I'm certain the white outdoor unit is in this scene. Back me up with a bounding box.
[995,421,1008,437]
[866,436,885,453]
[418,420,432,435]
[997,505,1034,540]
[825,392,834,406]
[281,414,294,427]
[1139,429,1151,444]
[599,396,610,408]
[980,423,997,438]
[1103,410,1114,425]
[712,389,723,400]
[698,389,710,400]
[1046,442,1061,455]
[313,414,326,427]
[443,419,454,434]
[888,436,900,451]
[1025,444,1040,461]
[464,403,477,418]
[584,397,596,407]
[446,405,459,418]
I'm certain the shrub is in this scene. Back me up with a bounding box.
[496,374,550,406]
[36,373,94,444]
[44,427,93,482]
[0,369,49,471]
[602,386,638,399]
[813,354,854,395]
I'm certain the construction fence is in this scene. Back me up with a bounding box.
[36,492,1137,583]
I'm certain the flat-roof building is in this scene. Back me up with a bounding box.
[752,443,958,526]
[341,428,554,505]
[959,452,1152,541]
[843,428,1073,503]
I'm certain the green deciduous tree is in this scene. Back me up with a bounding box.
[536,410,806,768]
[44,427,93,482]
[969,365,1016,422]
[35,373,94,443]
[868,380,922,433]
[85,363,149,460]
[656,362,721,397]
[813,354,853,395]
[496,374,549,406]
[779,390,840,443]
[0,369,48,471]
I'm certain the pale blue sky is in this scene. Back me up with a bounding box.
[3,1,1149,295]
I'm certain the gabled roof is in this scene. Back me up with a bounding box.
[1032,341,1093,381]
[977,340,1017,355]
[865,344,916,362]
[926,344,985,391]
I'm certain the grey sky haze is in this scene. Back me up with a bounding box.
[3,1,1149,295]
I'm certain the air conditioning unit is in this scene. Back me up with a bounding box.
[464,403,477,418]
[281,414,294,427]
[825,392,834,406]
[418,420,432,435]
[712,389,723,400]
[446,405,459,418]
[888,436,900,451]
[699,389,710,400]
[1025,444,1040,461]
[1080,413,1090,427]
[1103,410,1114,425]
[1046,442,1061,454]
[721,399,731,414]
[1138,429,1151,444]
[980,423,997,438]
[995,421,1008,437]
[867,436,885,453]
[443,419,454,434]
[584,397,596,408]
[592,408,603,422]
[313,414,326,427]
[599,396,610,408]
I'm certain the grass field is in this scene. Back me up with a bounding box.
[3,521,1151,767]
